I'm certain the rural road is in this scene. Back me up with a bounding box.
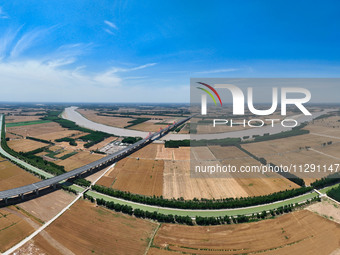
[62,106,332,141]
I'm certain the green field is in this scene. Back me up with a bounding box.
[87,190,318,217]
[6,120,52,127]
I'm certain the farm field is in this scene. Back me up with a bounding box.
[130,121,171,132]
[164,145,298,199]
[150,210,340,255]
[18,190,76,222]
[27,200,157,255]
[306,198,340,224]
[0,157,39,191]
[97,144,190,196]
[178,123,190,134]
[0,206,38,252]
[306,115,340,134]
[6,120,51,127]
[97,157,164,196]
[241,132,340,185]
[5,115,44,123]
[7,139,47,152]
[242,133,338,156]
[97,144,298,199]
[77,108,134,128]
[7,122,83,141]
[55,151,104,171]
[87,136,117,150]
[261,150,338,185]
[77,108,183,132]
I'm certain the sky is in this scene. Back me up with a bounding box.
[0,0,340,103]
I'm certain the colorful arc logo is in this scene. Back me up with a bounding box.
[196,82,223,106]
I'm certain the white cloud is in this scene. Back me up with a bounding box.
[45,43,92,67]
[0,27,177,103]
[0,59,186,103]
[104,20,118,35]
[104,28,115,35]
[109,63,157,73]
[104,20,118,30]
[0,26,22,60]
[0,7,8,19]
[10,28,50,58]
[195,68,239,74]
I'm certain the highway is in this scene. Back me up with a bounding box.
[0,114,191,202]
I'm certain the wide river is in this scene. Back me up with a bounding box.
[62,106,330,141]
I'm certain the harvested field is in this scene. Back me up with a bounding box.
[97,144,188,196]
[0,157,39,191]
[97,157,164,196]
[87,136,117,150]
[5,115,43,123]
[131,143,158,159]
[241,133,340,185]
[0,207,36,252]
[77,108,134,128]
[130,143,190,160]
[164,146,298,199]
[31,200,157,255]
[7,139,47,152]
[260,150,338,185]
[56,151,104,171]
[306,197,340,224]
[151,210,340,255]
[8,122,83,141]
[242,134,337,157]
[130,121,170,132]
[310,142,340,159]
[306,116,340,134]
[97,143,297,199]
[13,240,48,255]
[18,190,75,222]
[56,140,88,151]
[6,132,23,139]
[163,160,297,199]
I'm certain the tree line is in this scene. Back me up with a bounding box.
[1,119,66,176]
[91,184,312,210]
[237,145,305,187]
[42,111,114,148]
[310,172,340,189]
[327,185,340,202]
[84,193,320,225]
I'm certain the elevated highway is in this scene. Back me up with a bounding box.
[0,114,191,203]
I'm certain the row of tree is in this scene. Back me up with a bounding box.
[310,172,340,189]
[43,111,113,148]
[86,194,194,225]
[73,178,91,187]
[1,120,66,176]
[165,122,310,148]
[237,145,306,187]
[91,184,312,210]
[85,193,320,225]
[122,136,143,144]
[327,185,340,202]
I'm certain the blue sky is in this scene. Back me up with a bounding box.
[0,0,339,103]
